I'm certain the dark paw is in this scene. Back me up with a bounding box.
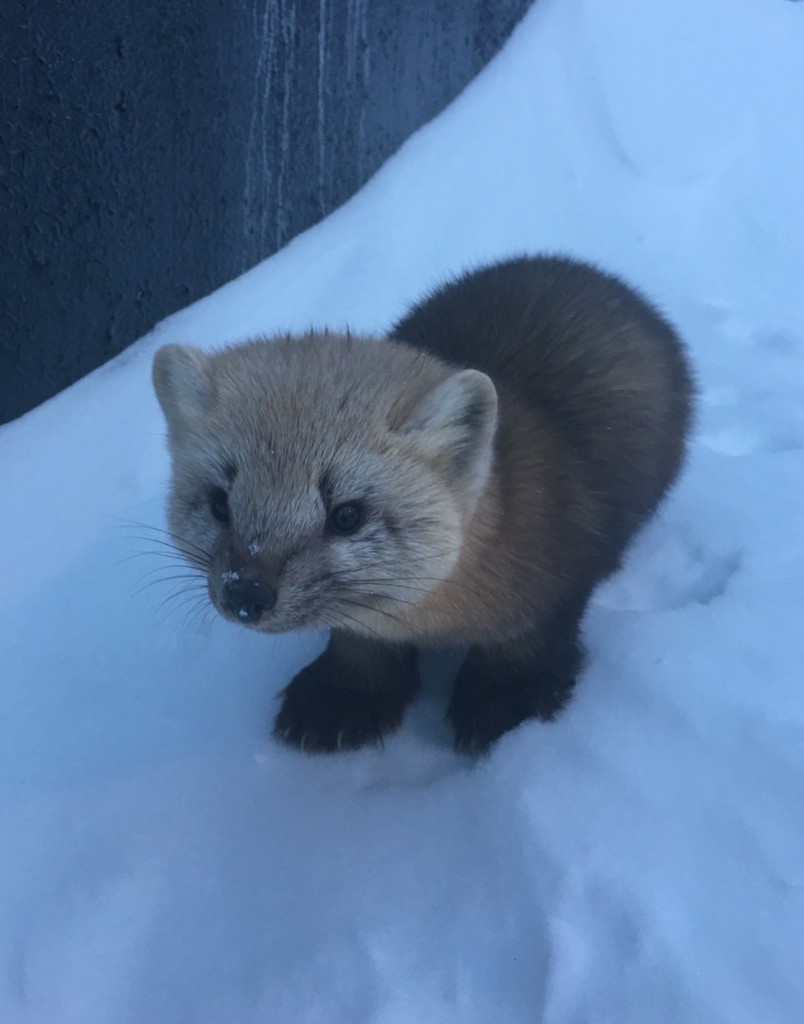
[448,657,576,756]
[273,653,414,753]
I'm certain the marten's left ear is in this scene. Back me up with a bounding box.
[400,369,498,497]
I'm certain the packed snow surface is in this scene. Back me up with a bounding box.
[2,0,804,1020]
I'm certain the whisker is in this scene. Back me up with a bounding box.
[117,520,213,566]
[333,576,439,593]
[187,599,217,636]
[157,587,210,615]
[115,548,192,568]
[331,578,434,595]
[342,586,422,610]
[132,558,197,574]
[183,596,213,634]
[201,605,219,635]
[322,607,386,644]
[117,537,210,568]
[118,518,169,531]
[133,565,206,584]
[331,574,484,602]
[339,597,410,632]
[133,574,207,599]
[326,547,463,578]
[327,544,566,588]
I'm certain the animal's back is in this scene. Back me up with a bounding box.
[391,256,694,526]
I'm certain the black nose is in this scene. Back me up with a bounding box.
[222,579,277,624]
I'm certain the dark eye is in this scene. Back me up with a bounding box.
[328,502,364,535]
[209,486,230,524]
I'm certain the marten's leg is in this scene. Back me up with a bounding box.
[274,631,419,752]
[448,588,591,755]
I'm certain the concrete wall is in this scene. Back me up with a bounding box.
[0,0,531,423]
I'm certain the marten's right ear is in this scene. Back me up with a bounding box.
[152,344,213,434]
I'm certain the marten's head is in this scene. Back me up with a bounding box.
[152,334,497,638]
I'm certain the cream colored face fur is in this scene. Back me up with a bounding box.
[152,333,497,640]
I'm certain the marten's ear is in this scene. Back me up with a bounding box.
[400,369,498,497]
[152,344,214,434]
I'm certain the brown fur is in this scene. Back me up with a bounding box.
[153,255,694,753]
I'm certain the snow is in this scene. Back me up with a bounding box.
[2,0,804,1019]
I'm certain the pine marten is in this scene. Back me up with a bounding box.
[152,256,694,754]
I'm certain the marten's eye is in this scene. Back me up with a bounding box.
[328,502,364,535]
[209,486,230,524]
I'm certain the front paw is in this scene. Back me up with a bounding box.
[273,651,415,753]
[448,655,576,756]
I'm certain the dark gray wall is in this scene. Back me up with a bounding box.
[1,0,531,424]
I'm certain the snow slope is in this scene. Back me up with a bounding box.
[2,0,804,1020]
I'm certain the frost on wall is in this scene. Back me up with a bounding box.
[0,0,530,423]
